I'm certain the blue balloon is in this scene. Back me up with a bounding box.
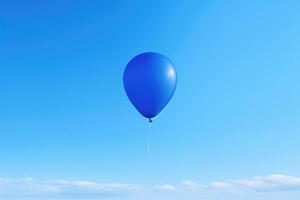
[123,52,177,121]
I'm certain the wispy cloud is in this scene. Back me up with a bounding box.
[181,180,204,191]
[159,184,176,191]
[184,174,300,193]
[0,177,139,199]
[211,181,235,190]
[1,175,300,199]
[234,174,300,192]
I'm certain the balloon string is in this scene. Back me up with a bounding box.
[147,121,151,176]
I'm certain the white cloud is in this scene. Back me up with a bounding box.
[234,175,300,192]
[181,180,204,191]
[0,177,139,199]
[1,175,300,199]
[205,174,300,193]
[159,184,176,191]
[179,175,300,193]
[211,181,235,190]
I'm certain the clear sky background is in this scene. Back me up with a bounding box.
[1,0,300,199]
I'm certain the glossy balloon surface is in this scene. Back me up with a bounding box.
[123,52,177,119]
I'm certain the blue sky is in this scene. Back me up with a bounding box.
[1,0,300,199]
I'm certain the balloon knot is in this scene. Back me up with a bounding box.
[149,118,153,123]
